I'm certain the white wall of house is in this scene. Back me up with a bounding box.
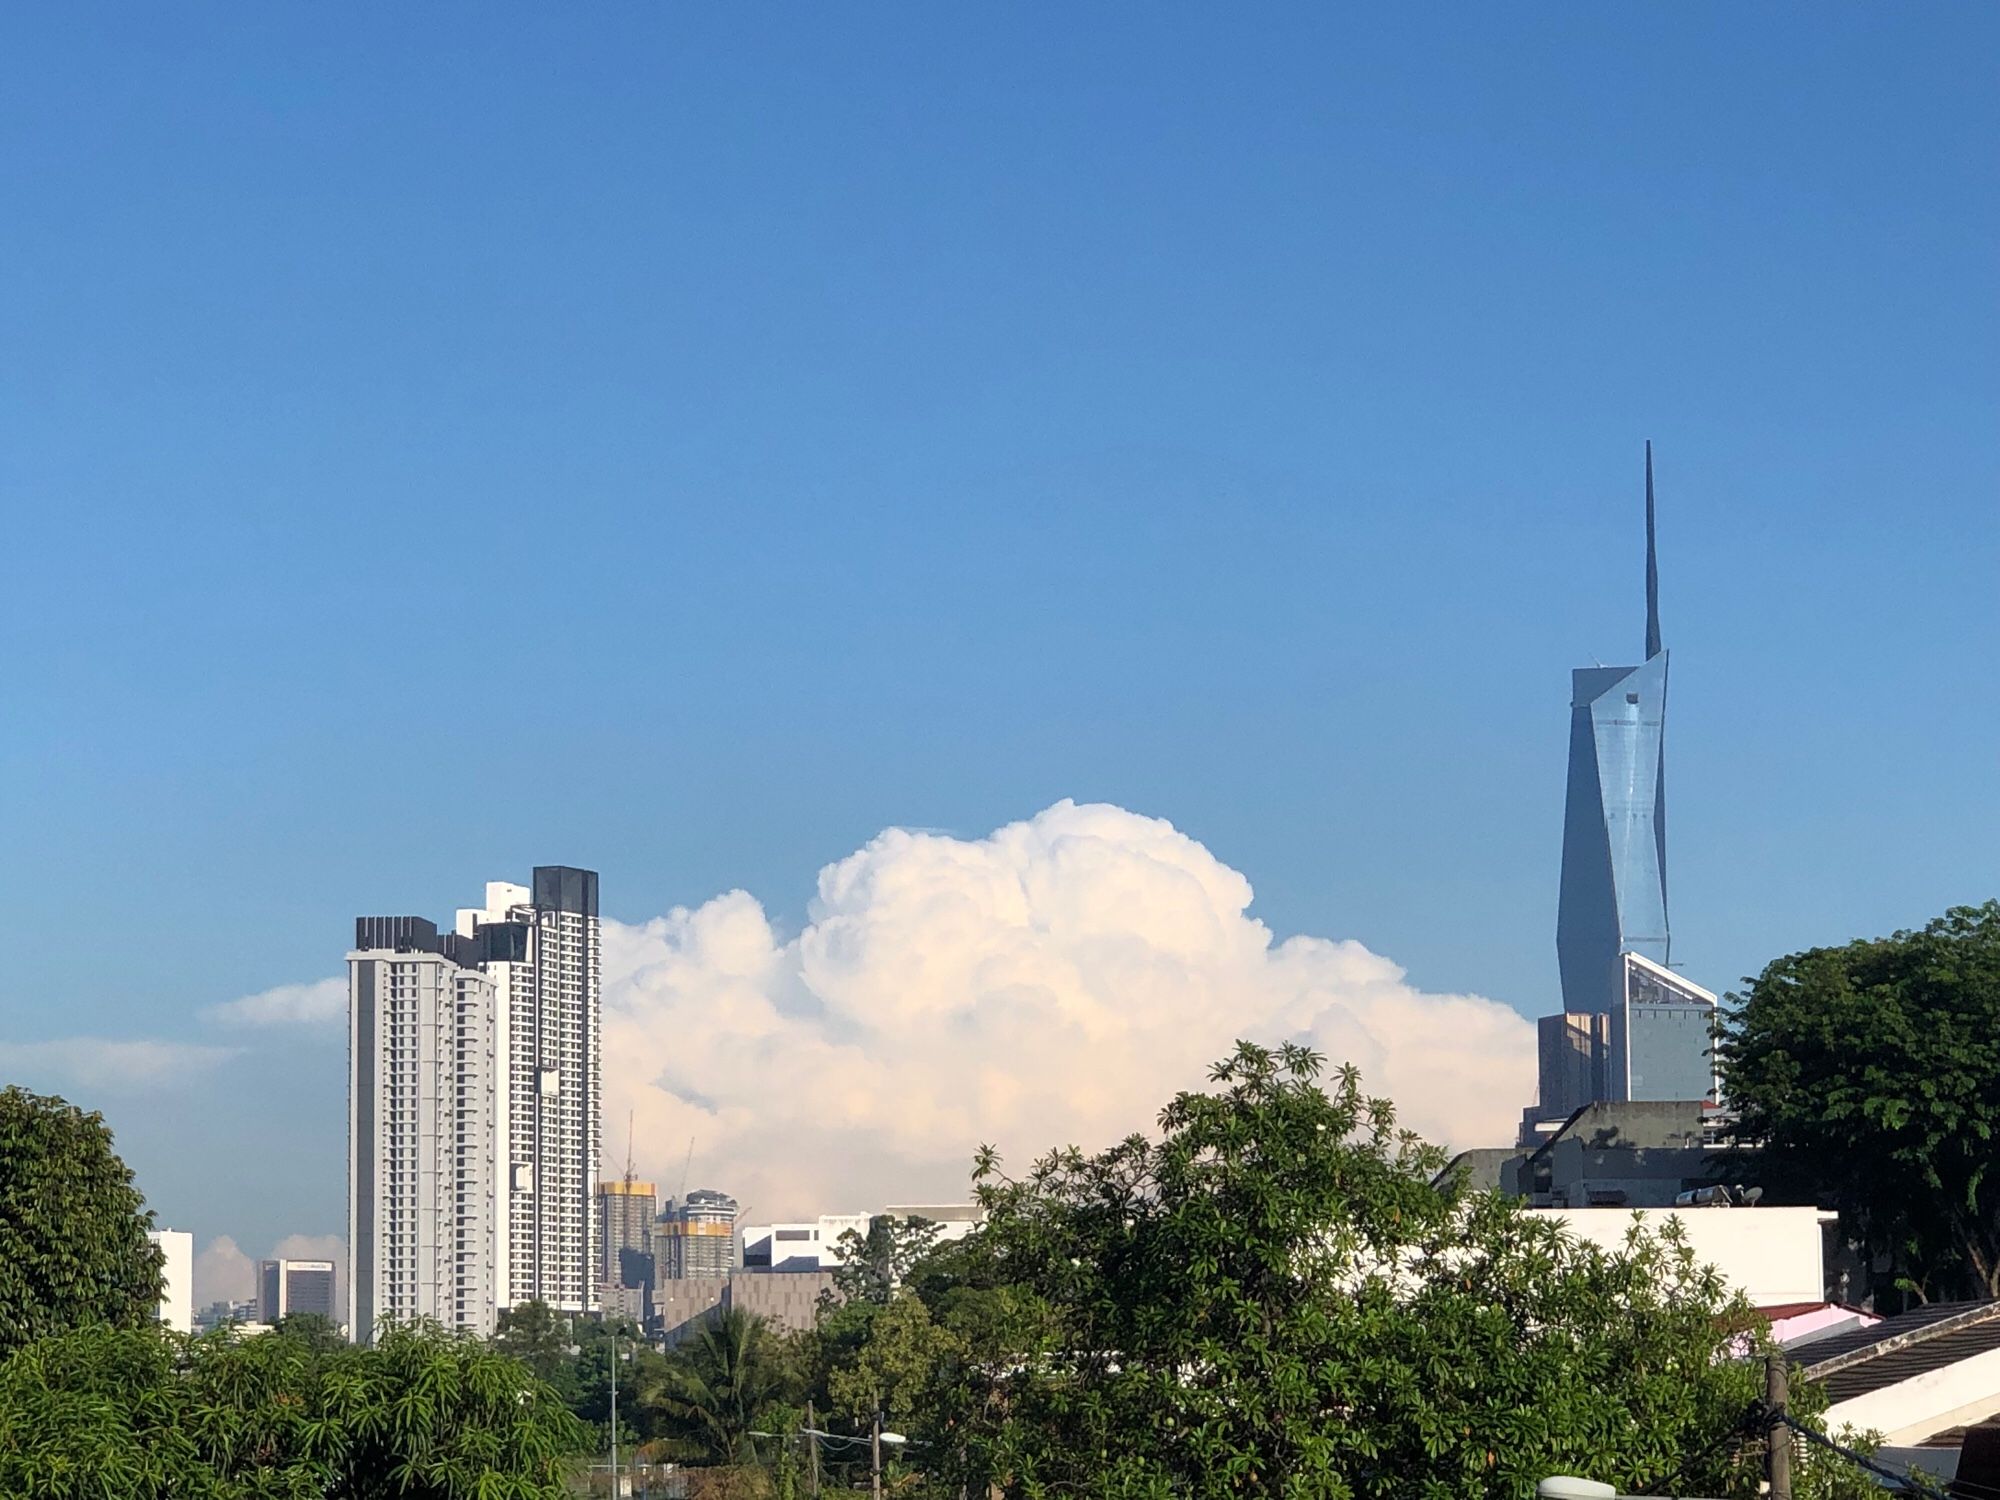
[1528,1206,1826,1307]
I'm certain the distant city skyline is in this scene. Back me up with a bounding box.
[1,6,1993,1271]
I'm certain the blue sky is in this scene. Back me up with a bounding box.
[3,6,1995,1263]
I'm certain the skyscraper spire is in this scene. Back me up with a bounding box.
[1644,440,1662,660]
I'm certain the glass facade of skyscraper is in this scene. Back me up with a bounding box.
[1556,650,1670,1021]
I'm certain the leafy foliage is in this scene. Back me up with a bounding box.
[492,1300,583,1405]
[785,1286,964,1494]
[0,1318,588,1498]
[0,1086,163,1358]
[1719,901,2000,1300]
[270,1312,347,1354]
[643,1306,795,1463]
[568,1312,671,1442]
[830,1215,947,1307]
[865,1042,1876,1500]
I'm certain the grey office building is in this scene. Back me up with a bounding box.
[598,1176,659,1300]
[258,1259,337,1324]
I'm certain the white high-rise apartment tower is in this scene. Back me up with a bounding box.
[454,868,601,1314]
[346,916,509,1341]
[348,868,601,1344]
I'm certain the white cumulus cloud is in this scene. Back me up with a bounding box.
[604,800,1534,1223]
[193,1234,255,1307]
[193,1233,348,1314]
[204,977,346,1027]
[0,1038,241,1090]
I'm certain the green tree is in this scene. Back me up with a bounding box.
[0,1317,588,1498]
[831,1214,947,1307]
[0,1086,163,1357]
[270,1311,346,1353]
[644,1306,793,1463]
[571,1313,671,1445]
[493,1299,583,1405]
[1719,901,2000,1301]
[908,1041,1873,1500]
[824,1291,963,1494]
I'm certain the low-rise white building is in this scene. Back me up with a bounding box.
[740,1204,983,1271]
[148,1229,193,1333]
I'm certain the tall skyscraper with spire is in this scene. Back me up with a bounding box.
[1557,441,1671,1007]
[1527,446,1716,1137]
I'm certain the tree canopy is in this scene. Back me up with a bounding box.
[0,1086,162,1358]
[1719,900,2000,1301]
[878,1042,1872,1500]
[492,1300,584,1406]
[0,1318,589,1499]
[830,1213,947,1307]
[642,1305,794,1464]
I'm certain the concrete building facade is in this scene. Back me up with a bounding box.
[346,924,508,1341]
[739,1205,983,1271]
[650,1269,839,1346]
[652,1273,729,1344]
[1500,1099,1735,1209]
[740,1213,867,1272]
[1532,1204,1828,1309]
[730,1269,838,1335]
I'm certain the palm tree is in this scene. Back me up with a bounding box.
[643,1307,789,1464]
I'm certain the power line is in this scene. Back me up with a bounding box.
[1770,1412,1950,1499]
[1627,1398,1956,1499]
[1632,1401,1763,1497]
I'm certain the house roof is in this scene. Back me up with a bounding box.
[1759,1302,1850,1321]
[1798,1301,2000,1402]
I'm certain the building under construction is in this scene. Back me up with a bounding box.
[596,1176,658,1300]
[654,1189,740,1281]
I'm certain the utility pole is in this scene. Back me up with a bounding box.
[1765,1352,1792,1500]
[871,1409,884,1500]
[609,1331,620,1499]
[807,1401,822,1500]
